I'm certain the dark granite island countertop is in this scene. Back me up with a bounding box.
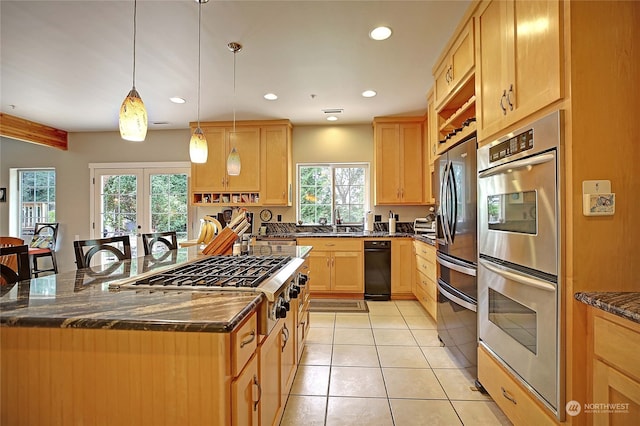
[575,292,640,324]
[1,244,312,333]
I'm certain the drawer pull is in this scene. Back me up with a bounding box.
[501,387,517,405]
[240,330,256,348]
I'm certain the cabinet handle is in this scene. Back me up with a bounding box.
[240,330,256,348]
[500,90,508,115]
[253,374,261,411]
[501,387,517,405]
[326,258,330,267]
[506,84,514,111]
[281,323,290,352]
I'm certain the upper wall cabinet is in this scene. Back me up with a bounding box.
[475,0,562,141]
[190,120,292,206]
[433,19,475,110]
[373,117,428,205]
[260,124,293,206]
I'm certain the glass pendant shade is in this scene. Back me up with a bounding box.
[119,88,148,142]
[227,147,241,176]
[189,127,208,163]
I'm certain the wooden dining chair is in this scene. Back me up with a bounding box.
[73,235,132,269]
[0,244,31,285]
[141,231,178,255]
[29,222,59,277]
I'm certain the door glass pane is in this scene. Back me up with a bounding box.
[18,169,56,241]
[99,174,139,258]
[150,173,188,243]
[488,288,537,354]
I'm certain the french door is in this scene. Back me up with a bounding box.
[90,163,190,258]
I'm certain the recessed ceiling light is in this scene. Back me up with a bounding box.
[370,26,392,41]
[169,97,186,104]
[264,93,278,100]
[326,116,338,122]
[362,90,377,98]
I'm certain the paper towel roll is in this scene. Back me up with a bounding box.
[388,218,396,235]
[365,212,374,231]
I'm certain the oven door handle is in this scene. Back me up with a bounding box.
[478,152,555,179]
[438,282,477,312]
[437,254,476,277]
[479,259,556,292]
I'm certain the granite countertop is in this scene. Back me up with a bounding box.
[575,292,640,324]
[1,244,311,333]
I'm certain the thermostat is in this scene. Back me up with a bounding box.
[582,180,615,216]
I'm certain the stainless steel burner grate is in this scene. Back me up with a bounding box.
[130,255,292,288]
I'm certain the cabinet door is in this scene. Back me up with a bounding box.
[227,127,261,191]
[232,354,259,426]
[332,251,364,293]
[476,0,509,137]
[259,320,282,426]
[391,239,414,295]
[593,359,640,425]
[261,126,291,205]
[509,0,561,124]
[450,20,475,89]
[281,313,297,399]
[307,250,332,293]
[374,123,401,204]
[400,122,424,203]
[192,127,227,191]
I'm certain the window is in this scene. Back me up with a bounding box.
[298,163,368,224]
[19,169,56,241]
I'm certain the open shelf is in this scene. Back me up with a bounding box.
[192,192,261,206]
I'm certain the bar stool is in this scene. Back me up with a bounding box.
[29,222,59,277]
[73,235,132,269]
[1,244,31,285]
[141,231,178,255]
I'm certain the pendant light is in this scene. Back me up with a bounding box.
[226,42,242,176]
[119,0,148,142]
[189,0,208,163]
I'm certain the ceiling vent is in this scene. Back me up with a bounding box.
[322,108,344,114]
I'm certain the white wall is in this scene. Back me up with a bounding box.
[1,124,433,271]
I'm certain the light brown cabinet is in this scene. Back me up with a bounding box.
[190,120,292,206]
[298,238,363,296]
[433,18,475,110]
[590,309,640,425]
[475,0,561,141]
[232,354,260,426]
[260,124,292,206]
[373,117,427,205]
[413,240,437,320]
[391,238,414,297]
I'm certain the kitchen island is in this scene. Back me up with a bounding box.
[0,244,311,426]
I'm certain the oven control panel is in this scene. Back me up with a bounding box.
[489,128,534,163]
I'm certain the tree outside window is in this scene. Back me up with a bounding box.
[19,169,56,240]
[298,164,368,225]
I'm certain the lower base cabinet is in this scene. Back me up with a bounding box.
[232,354,260,426]
[478,346,555,426]
[298,238,363,296]
[413,240,437,319]
[590,309,640,426]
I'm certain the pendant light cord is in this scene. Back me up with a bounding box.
[197,1,202,127]
[232,48,237,133]
[132,0,137,88]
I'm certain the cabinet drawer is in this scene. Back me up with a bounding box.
[414,281,436,320]
[478,346,555,426]
[232,311,258,377]
[594,315,640,380]
[416,256,436,281]
[297,238,362,252]
[416,270,437,301]
[414,241,436,262]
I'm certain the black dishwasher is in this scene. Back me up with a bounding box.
[364,240,391,300]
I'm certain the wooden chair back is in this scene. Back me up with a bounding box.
[141,231,178,255]
[0,237,25,279]
[73,235,132,269]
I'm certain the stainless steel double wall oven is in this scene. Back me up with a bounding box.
[477,111,563,419]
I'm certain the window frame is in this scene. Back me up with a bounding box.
[297,162,370,225]
[16,168,56,241]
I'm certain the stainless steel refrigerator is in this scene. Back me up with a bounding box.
[434,134,479,377]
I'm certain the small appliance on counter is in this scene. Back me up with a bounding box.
[413,218,435,236]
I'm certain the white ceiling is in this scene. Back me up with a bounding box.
[0,0,470,133]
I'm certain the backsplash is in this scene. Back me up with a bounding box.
[263,221,414,235]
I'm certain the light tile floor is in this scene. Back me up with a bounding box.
[280,300,512,426]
